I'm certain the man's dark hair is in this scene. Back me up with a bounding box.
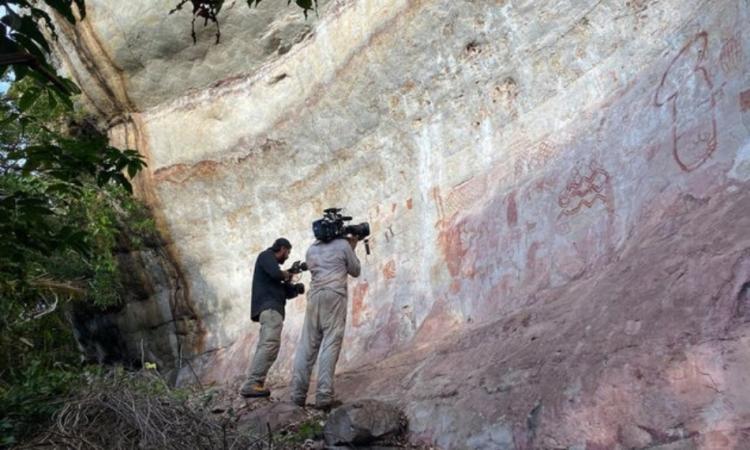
[271,238,292,252]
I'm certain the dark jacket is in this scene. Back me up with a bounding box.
[250,248,298,322]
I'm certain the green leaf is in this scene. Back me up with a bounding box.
[112,173,133,193]
[126,162,138,178]
[46,90,58,110]
[18,87,42,112]
[0,113,20,128]
[61,229,88,253]
[27,6,57,40]
[45,183,74,195]
[17,14,52,53]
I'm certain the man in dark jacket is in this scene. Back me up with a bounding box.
[240,238,300,398]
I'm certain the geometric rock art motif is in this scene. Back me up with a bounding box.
[558,160,611,216]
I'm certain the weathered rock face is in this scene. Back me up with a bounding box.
[53,0,750,447]
[71,225,202,381]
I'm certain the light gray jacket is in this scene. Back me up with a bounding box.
[305,238,361,296]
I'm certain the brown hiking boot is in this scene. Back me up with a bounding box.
[240,382,271,398]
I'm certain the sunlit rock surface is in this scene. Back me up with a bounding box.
[53,0,750,447]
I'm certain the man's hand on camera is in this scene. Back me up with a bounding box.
[281,270,292,281]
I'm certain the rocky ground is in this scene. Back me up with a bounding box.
[205,378,423,449]
[20,371,425,449]
[202,188,750,450]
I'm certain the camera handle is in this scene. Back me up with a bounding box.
[364,238,371,255]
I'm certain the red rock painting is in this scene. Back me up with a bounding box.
[655,32,718,172]
[443,175,488,219]
[513,140,558,180]
[506,191,518,227]
[350,281,369,327]
[382,260,396,280]
[439,219,469,278]
[558,161,611,216]
[741,89,750,113]
[720,34,743,74]
[528,141,556,171]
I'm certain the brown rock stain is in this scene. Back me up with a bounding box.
[154,160,224,183]
[413,300,461,346]
[115,115,207,359]
[406,198,413,209]
[226,204,255,228]
[154,139,286,185]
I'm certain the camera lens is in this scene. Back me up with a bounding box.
[354,223,370,239]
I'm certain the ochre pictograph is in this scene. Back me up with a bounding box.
[442,175,489,220]
[740,89,750,113]
[513,140,558,180]
[382,260,396,280]
[528,141,556,171]
[655,32,718,172]
[719,34,743,74]
[558,161,611,216]
[350,281,369,328]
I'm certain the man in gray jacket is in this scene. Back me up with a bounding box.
[290,235,360,409]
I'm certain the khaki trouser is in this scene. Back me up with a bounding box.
[246,309,283,385]
[290,288,347,405]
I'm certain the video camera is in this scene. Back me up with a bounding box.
[288,260,308,275]
[312,208,371,255]
[285,260,308,295]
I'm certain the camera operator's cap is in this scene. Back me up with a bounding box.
[272,238,292,250]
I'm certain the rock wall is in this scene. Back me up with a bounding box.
[53,0,750,447]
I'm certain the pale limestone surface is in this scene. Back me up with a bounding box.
[53,0,750,447]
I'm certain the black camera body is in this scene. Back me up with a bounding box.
[289,282,305,295]
[285,260,308,295]
[312,208,371,243]
[289,260,308,274]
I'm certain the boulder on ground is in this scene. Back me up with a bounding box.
[240,401,308,437]
[323,399,405,445]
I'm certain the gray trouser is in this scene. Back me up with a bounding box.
[246,309,283,385]
[290,288,347,405]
